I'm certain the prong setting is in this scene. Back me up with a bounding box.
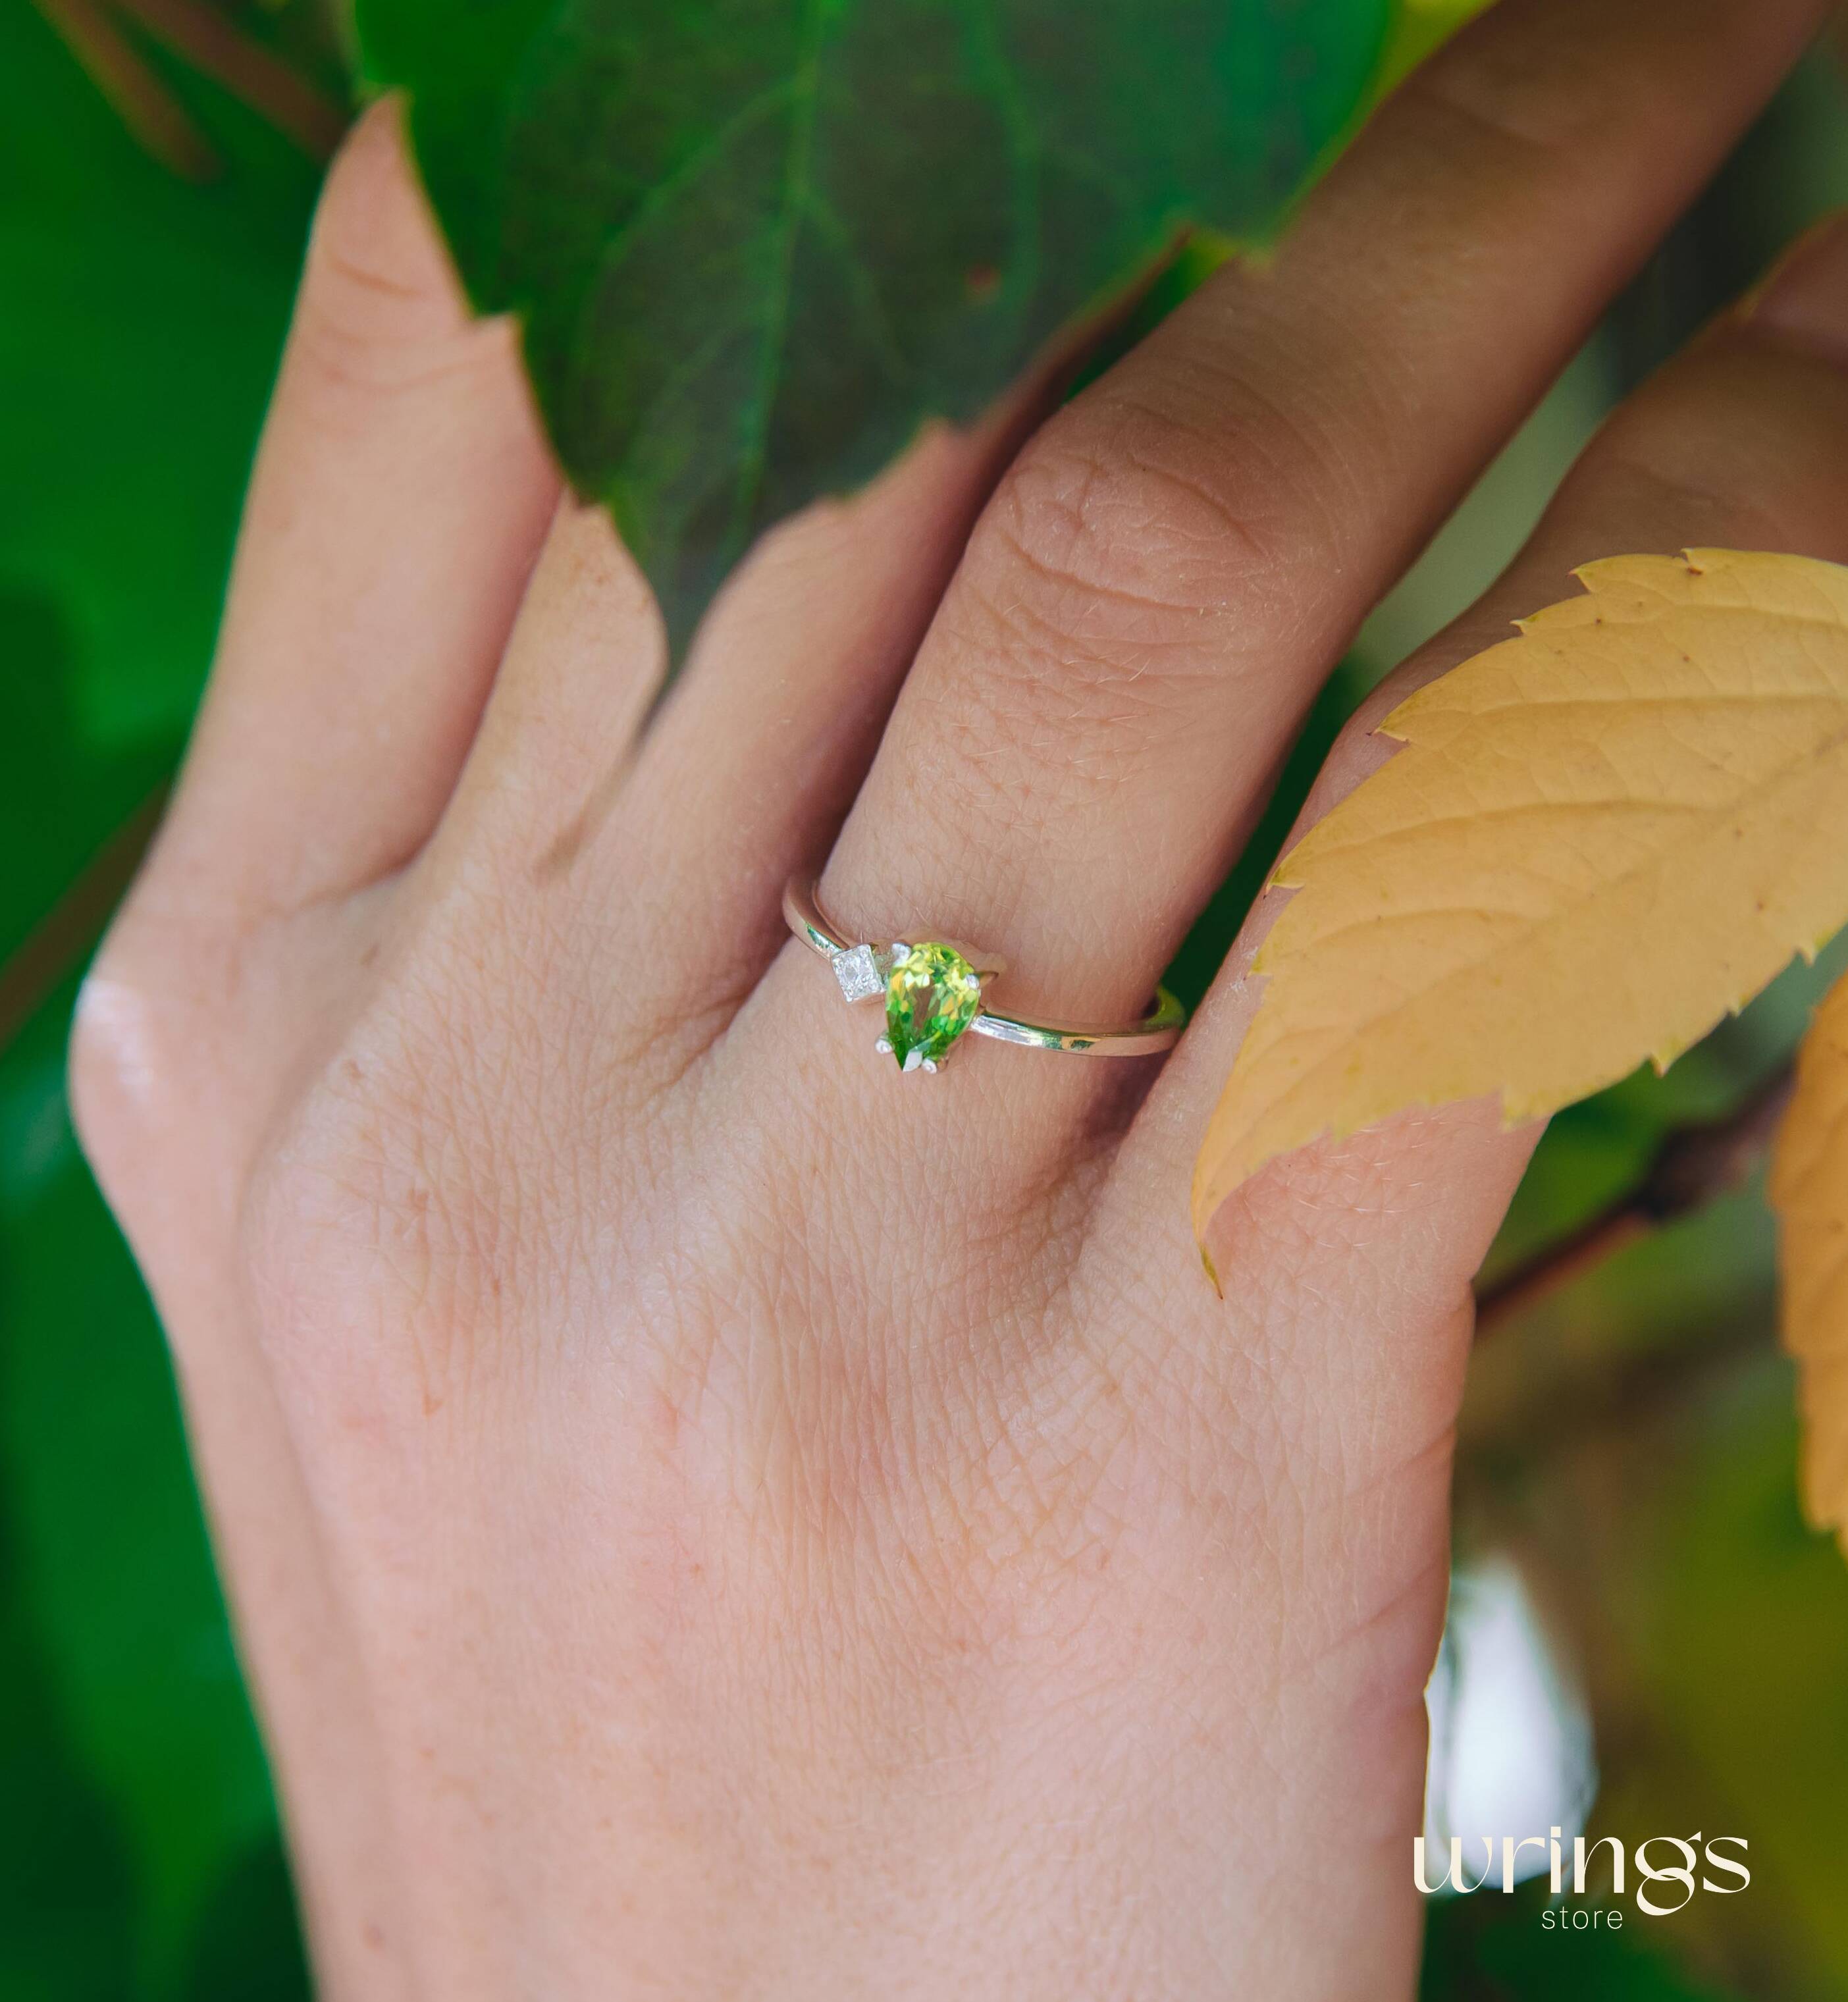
[877,1033,947,1075]
[883,941,984,1074]
[785,872,1186,1065]
[832,943,885,1004]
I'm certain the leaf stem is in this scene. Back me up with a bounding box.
[33,0,220,179]
[109,0,348,160]
[1474,1067,1797,1336]
[0,787,169,1059]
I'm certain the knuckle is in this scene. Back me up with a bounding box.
[989,401,1284,624]
[933,398,1321,789]
[1402,18,1672,172]
[68,905,227,1223]
[1564,315,1848,558]
[67,964,157,1209]
[1576,391,1839,562]
[290,103,494,400]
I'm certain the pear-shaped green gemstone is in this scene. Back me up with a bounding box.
[885,942,982,1070]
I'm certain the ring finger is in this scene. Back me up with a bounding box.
[758,0,1824,1147]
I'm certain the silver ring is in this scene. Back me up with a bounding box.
[783,875,1186,1074]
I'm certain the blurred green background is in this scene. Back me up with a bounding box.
[3,1,1848,1995]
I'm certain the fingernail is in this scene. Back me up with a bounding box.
[1749,211,1848,365]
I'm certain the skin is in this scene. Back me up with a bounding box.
[68,0,1848,1993]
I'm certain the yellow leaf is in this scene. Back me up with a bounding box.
[1193,549,1848,1239]
[1772,975,1848,1542]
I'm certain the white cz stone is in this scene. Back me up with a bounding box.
[833,944,882,1004]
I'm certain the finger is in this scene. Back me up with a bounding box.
[806,0,1824,1129]
[152,98,559,922]
[426,399,1033,1081]
[423,495,664,878]
[1064,227,1848,2000]
[1134,207,1848,1315]
[610,411,1024,1019]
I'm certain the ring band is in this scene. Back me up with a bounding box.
[783,875,1186,1074]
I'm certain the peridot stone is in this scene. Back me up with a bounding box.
[885,942,982,1071]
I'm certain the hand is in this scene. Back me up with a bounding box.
[72,0,1848,1993]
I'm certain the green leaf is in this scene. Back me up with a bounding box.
[0,991,288,1991]
[0,592,171,986]
[0,1446,139,2002]
[0,0,325,751]
[1421,1878,1743,2000]
[357,0,1392,650]
[0,11,325,1990]
[1637,1375,1848,1988]
[181,1835,313,2002]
